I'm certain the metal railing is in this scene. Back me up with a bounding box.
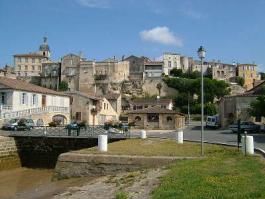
[0,106,70,120]
[8,125,130,139]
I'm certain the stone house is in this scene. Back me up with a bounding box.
[209,62,236,82]
[163,52,190,75]
[65,91,119,125]
[127,106,185,130]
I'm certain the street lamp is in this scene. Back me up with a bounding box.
[91,105,97,134]
[197,46,206,156]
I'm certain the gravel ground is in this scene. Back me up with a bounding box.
[52,168,167,199]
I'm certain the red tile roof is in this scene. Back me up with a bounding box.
[0,77,68,96]
[130,98,172,105]
[127,106,184,115]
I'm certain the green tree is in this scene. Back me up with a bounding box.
[260,72,265,80]
[156,83,162,96]
[249,95,265,118]
[170,68,183,77]
[235,76,245,87]
[59,81,69,91]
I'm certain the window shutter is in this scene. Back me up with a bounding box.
[19,93,22,105]
[25,94,28,105]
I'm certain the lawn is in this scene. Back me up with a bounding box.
[76,139,265,198]
[152,147,265,199]
[76,138,230,157]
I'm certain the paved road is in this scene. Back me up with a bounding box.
[131,121,265,151]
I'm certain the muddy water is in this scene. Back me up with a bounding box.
[0,164,94,199]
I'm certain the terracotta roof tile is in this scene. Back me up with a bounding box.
[0,77,67,96]
[127,106,184,115]
[131,98,172,105]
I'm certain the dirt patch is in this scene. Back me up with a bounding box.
[52,168,167,199]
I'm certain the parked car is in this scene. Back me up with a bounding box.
[229,121,260,133]
[206,115,220,129]
[2,119,19,130]
[16,118,35,131]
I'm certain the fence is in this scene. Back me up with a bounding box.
[8,125,130,139]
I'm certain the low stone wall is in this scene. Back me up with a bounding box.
[0,136,18,157]
[54,152,198,179]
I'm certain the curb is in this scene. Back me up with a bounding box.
[146,135,265,157]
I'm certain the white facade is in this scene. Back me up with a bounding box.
[0,89,69,112]
[163,53,181,75]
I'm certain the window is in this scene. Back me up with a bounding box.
[32,58,35,63]
[0,92,5,104]
[147,113,159,122]
[21,93,27,105]
[135,116,141,121]
[167,116,173,122]
[168,61,172,68]
[32,65,35,71]
[38,65,41,71]
[18,65,21,70]
[25,65,28,70]
[104,103,106,110]
[25,58,28,63]
[75,112,81,121]
[25,72,28,76]
[32,94,37,105]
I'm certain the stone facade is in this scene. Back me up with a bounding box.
[14,37,51,77]
[144,61,163,78]
[40,62,61,90]
[127,106,185,130]
[237,64,260,90]
[219,95,257,127]
[210,62,236,82]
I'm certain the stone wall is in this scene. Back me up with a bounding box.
[0,136,18,158]
[54,152,197,179]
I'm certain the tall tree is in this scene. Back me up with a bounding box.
[156,83,162,96]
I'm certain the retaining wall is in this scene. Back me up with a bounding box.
[54,152,199,179]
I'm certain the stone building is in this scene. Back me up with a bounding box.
[219,80,265,127]
[65,91,101,125]
[129,98,173,111]
[144,61,163,77]
[127,106,185,130]
[14,37,51,77]
[124,55,149,81]
[236,63,260,90]
[163,53,190,75]
[61,54,82,91]
[40,62,61,90]
[208,61,236,82]
[65,91,120,125]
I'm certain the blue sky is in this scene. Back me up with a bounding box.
[1,0,265,71]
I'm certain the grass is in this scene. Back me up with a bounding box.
[152,148,265,199]
[76,138,231,157]
[115,191,128,199]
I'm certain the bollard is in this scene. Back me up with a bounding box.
[140,130,147,139]
[241,135,254,155]
[176,130,183,144]
[98,135,108,152]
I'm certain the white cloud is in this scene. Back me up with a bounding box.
[140,26,183,47]
[76,0,110,8]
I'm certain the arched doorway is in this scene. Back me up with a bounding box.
[52,115,67,125]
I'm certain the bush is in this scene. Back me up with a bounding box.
[59,81,69,91]
[235,76,245,87]
[48,121,57,127]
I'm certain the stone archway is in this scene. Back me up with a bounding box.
[52,114,67,125]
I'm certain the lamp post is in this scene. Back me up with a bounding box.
[197,46,206,156]
[91,105,97,134]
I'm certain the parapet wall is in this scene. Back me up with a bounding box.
[54,152,198,179]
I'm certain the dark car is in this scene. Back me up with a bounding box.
[229,121,260,133]
[16,118,35,131]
